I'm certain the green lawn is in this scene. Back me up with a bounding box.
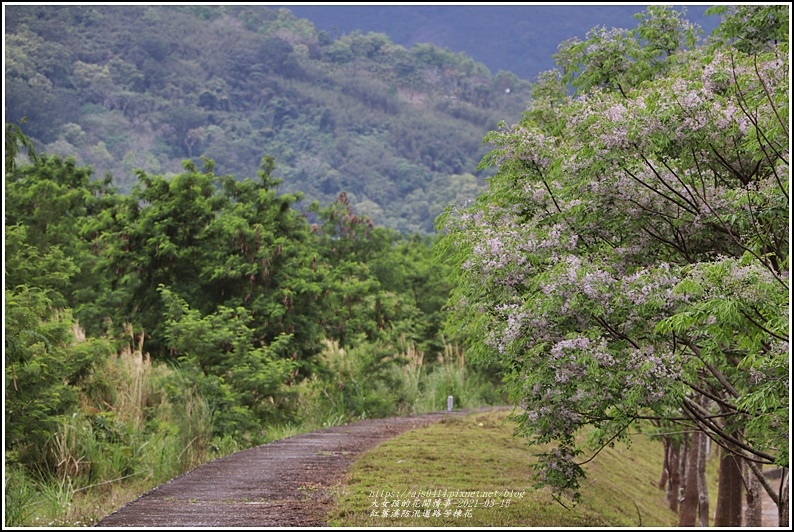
[327,409,679,527]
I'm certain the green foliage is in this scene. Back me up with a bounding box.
[3,140,478,461]
[555,5,702,95]
[3,133,474,452]
[4,225,78,308]
[294,338,504,428]
[635,5,701,57]
[707,5,790,54]
[309,194,455,354]
[656,255,790,467]
[5,288,112,470]
[160,288,295,440]
[5,151,118,315]
[4,465,39,527]
[79,157,322,363]
[412,342,504,412]
[5,120,39,172]
[3,330,224,527]
[299,339,402,422]
[4,26,74,140]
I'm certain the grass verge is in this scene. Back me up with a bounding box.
[327,409,680,527]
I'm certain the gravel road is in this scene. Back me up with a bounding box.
[96,411,467,527]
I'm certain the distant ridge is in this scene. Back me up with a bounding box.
[279,4,721,80]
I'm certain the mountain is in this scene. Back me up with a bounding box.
[6,4,536,233]
[4,4,722,233]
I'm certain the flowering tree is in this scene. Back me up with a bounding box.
[438,6,789,525]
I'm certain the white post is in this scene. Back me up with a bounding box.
[447,395,454,412]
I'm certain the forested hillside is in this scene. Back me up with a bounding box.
[5,4,533,233]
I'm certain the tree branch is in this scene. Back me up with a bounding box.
[690,179,789,289]
[753,54,789,137]
[740,308,789,342]
[593,315,640,349]
[638,224,694,263]
[682,378,740,413]
[746,457,781,506]
[729,53,789,168]
[641,156,701,214]
[657,156,700,213]
[621,166,698,216]
[681,396,777,464]
[576,419,632,466]
[679,339,741,398]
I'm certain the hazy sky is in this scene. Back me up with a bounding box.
[277,4,720,78]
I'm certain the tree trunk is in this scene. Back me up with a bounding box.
[659,436,670,489]
[714,448,743,526]
[779,468,789,528]
[666,439,682,513]
[679,431,699,526]
[744,461,762,526]
[696,430,709,527]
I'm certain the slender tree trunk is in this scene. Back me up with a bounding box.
[744,461,762,526]
[666,439,682,513]
[659,436,670,489]
[679,431,699,526]
[779,468,789,528]
[677,435,688,511]
[714,448,743,526]
[696,429,709,527]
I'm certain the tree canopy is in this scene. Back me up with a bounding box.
[438,4,789,518]
[5,131,463,456]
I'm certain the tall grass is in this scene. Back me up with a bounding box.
[393,338,425,411]
[292,339,396,427]
[293,337,505,429]
[4,467,40,527]
[5,328,504,527]
[5,325,216,527]
[423,341,504,411]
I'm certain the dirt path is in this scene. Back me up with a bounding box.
[96,411,468,527]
